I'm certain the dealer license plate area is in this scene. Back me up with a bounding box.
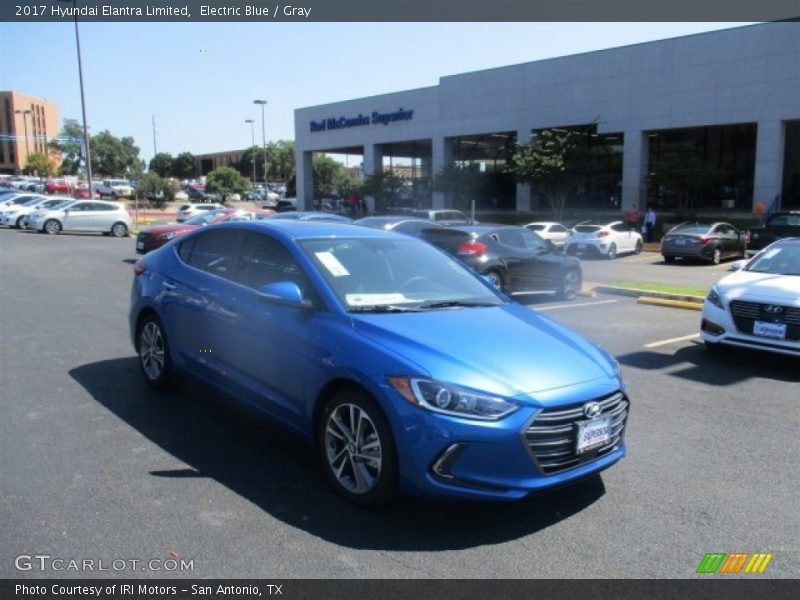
[576,417,612,454]
[753,320,786,340]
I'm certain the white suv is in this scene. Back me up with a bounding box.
[176,203,224,222]
[99,179,134,199]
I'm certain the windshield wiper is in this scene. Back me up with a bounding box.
[417,300,500,310]
[348,304,423,313]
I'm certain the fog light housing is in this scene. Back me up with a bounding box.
[701,319,725,336]
[431,443,467,480]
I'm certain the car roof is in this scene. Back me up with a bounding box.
[210,219,408,240]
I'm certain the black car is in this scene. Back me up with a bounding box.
[661,222,746,264]
[355,215,441,236]
[746,211,800,255]
[420,224,582,300]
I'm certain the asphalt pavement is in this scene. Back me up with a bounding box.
[1,229,797,579]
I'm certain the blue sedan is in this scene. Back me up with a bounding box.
[129,221,629,505]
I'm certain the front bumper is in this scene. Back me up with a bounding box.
[380,381,629,500]
[701,300,800,357]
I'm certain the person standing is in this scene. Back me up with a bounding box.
[643,205,657,243]
[625,203,640,229]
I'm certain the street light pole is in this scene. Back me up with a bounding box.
[245,119,256,185]
[14,109,31,169]
[253,100,267,188]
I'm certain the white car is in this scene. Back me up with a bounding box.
[566,221,644,259]
[0,196,66,229]
[27,200,133,237]
[176,203,224,222]
[23,199,77,230]
[702,238,800,357]
[98,179,134,199]
[524,221,571,248]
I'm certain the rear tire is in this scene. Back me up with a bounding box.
[664,255,675,264]
[111,222,128,238]
[606,243,617,260]
[711,247,722,265]
[137,314,175,389]
[634,240,643,255]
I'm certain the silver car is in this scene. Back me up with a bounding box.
[27,200,133,237]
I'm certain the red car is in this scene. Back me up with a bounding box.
[45,179,74,194]
[73,183,100,199]
[135,208,274,254]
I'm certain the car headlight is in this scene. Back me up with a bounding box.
[388,377,519,420]
[156,231,179,241]
[706,287,725,310]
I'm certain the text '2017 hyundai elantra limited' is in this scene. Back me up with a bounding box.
[130,221,629,505]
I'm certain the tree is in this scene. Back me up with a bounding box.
[24,152,57,176]
[312,155,348,198]
[433,163,485,211]
[136,172,174,208]
[172,152,196,179]
[205,166,251,198]
[90,130,143,177]
[49,118,85,176]
[649,152,719,215]
[360,170,406,211]
[507,128,587,219]
[148,152,174,178]
[238,146,263,182]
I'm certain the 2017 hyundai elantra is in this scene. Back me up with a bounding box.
[130,221,629,505]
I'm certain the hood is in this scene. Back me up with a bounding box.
[352,303,617,404]
[717,270,800,305]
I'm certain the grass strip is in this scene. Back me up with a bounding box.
[610,281,708,297]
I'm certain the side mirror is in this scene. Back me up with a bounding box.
[257,281,312,309]
[729,259,747,272]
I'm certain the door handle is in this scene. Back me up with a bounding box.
[162,281,176,290]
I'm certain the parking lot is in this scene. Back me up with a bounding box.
[1,229,797,579]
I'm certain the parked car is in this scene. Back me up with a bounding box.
[175,203,225,222]
[73,182,101,199]
[702,238,800,356]
[136,208,275,254]
[45,179,74,194]
[566,221,643,259]
[27,200,132,237]
[23,199,76,230]
[130,221,629,504]
[97,179,134,199]
[746,211,800,256]
[355,215,441,237]
[660,222,745,264]
[267,211,352,223]
[411,209,471,225]
[0,193,46,212]
[184,186,222,204]
[524,222,571,248]
[421,224,583,300]
[0,195,65,228]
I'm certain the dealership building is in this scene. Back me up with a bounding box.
[294,22,799,215]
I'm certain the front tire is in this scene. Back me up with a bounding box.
[634,240,643,255]
[44,219,61,235]
[111,222,128,237]
[15,216,24,229]
[557,268,582,301]
[485,269,506,293]
[318,389,398,506]
[137,314,174,389]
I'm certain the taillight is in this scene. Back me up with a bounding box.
[700,237,711,245]
[597,231,609,237]
[133,258,146,276]
[457,241,487,256]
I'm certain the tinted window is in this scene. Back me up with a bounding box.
[551,224,568,233]
[611,223,629,232]
[91,203,115,211]
[496,229,526,249]
[526,224,544,231]
[234,233,306,291]
[766,214,800,227]
[672,224,710,235]
[69,202,91,211]
[520,229,546,251]
[184,231,241,279]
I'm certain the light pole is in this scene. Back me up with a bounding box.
[245,119,256,185]
[14,109,31,170]
[59,0,93,191]
[253,99,267,187]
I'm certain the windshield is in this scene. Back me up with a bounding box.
[184,210,227,225]
[299,237,505,311]
[670,224,710,235]
[746,244,800,276]
[574,225,602,233]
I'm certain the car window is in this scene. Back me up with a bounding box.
[496,229,526,249]
[91,203,115,211]
[520,229,547,251]
[234,233,312,298]
[611,223,629,232]
[69,202,90,211]
[183,230,242,279]
[526,224,544,231]
[552,224,567,233]
[766,214,800,227]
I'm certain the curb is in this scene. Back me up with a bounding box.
[592,284,705,306]
[637,296,703,311]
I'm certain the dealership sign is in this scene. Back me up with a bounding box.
[310,108,414,132]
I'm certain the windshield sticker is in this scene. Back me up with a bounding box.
[315,251,350,277]
[345,293,412,306]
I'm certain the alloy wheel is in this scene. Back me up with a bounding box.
[139,321,166,381]
[712,248,721,265]
[324,403,383,496]
[560,269,582,300]
[112,222,128,237]
[44,220,61,235]
[606,243,617,260]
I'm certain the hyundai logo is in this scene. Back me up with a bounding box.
[584,402,602,419]
[764,305,784,315]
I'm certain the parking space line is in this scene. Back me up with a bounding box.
[644,333,701,348]
[537,299,619,311]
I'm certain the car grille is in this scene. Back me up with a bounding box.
[136,232,151,246]
[730,300,800,341]
[524,391,628,474]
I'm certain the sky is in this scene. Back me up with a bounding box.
[0,22,757,164]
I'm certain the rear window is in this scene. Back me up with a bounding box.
[574,225,601,233]
[766,214,800,227]
[672,224,710,235]
[526,224,544,231]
